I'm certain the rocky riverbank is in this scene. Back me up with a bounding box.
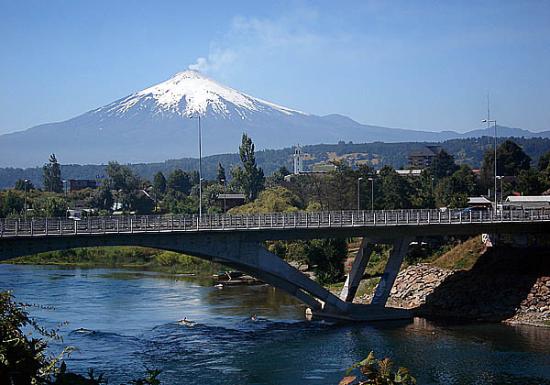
[355,245,550,327]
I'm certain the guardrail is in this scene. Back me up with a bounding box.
[1,208,549,238]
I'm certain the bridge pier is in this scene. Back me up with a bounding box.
[340,238,373,302]
[371,237,412,307]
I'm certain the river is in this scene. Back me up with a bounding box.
[1,264,549,384]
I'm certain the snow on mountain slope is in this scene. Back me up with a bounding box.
[97,70,305,119]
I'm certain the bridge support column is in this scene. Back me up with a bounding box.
[371,237,412,307]
[340,238,373,302]
[250,244,349,314]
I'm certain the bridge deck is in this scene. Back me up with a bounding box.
[1,209,549,239]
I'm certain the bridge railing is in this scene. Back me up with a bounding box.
[1,208,549,238]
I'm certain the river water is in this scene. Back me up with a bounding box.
[1,264,549,385]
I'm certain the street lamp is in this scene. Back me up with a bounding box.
[357,177,363,211]
[63,180,68,219]
[369,177,374,211]
[482,118,497,212]
[496,175,504,205]
[220,178,227,213]
[190,115,203,219]
[24,179,29,221]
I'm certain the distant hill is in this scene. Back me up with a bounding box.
[1,69,548,168]
[1,136,549,189]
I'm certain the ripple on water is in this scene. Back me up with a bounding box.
[1,265,550,385]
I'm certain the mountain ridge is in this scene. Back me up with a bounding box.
[0,70,548,167]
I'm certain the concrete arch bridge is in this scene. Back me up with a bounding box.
[1,209,549,321]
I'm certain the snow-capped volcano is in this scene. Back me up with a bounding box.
[2,70,546,167]
[98,70,304,119]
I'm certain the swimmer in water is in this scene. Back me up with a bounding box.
[178,317,195,326]
[251,314,258,321]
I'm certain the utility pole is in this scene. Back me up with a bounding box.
[357,177,363,210]
[368,177,374,211]
[24,179,29,221]
[190,115,203,219]
[482,118,497,213]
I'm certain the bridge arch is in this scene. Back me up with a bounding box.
[0,231,355,317]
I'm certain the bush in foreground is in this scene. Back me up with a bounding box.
[0,291,160,385]
[339,351,416,385]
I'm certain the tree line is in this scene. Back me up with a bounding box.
[2,136,549,190]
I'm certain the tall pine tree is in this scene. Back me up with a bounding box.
[216,162,226,185]
[43,154,63,193]
[232,134,265,201]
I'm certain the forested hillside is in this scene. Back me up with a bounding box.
[1,136,549,189]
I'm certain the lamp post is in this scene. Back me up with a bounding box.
[24,179,29,221]
[190,115,203,219]
[371,177,375,211]
[221,178,226,213]
[357,177,363,211]
[496,175,504,205]
[482,119,497,212]
[63,180,68,219]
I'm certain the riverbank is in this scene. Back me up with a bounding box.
[3,246,219,275]
[350,237,550,328]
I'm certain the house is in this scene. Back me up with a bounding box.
[467,196,492,209]
[216,193,246,212]
[504,196,550,209]
[408,146,443,169]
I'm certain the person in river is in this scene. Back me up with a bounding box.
[251,314,257,321]
[178,317,195,326]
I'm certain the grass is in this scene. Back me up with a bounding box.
[4,246,219,275]
[430,235,485,271]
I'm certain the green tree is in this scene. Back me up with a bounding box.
[91,185,114,211]
[307,238,348,284]
[429,149,459,179]
[480,140,531,188]
[228,186,302,213]
[216,162,226,185]
[167,169,192,195]
[34,196,67,217]
[14,179,34,191]
[516,168,546,195]
[43,154,63,193]
[410,170,435,209]
[105,162,140,192]
[0,291,162,385]
[152,172,167,197]
[231,134,265,201]
[162,191,197,214]
[378,166,412,209]
[538,151,550,172]
[105,162,141,211]
[0,191,25,217]
[435,165,478,208]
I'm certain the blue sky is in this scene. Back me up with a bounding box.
[1,0,549,135]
